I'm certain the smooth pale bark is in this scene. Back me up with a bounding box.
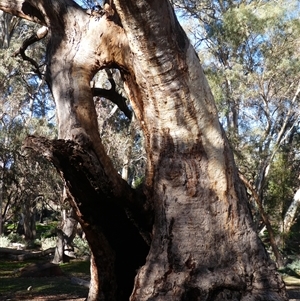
[0,0,287,300]
[53,207,77,264]
[281,188,300,235]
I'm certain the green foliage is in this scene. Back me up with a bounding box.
[265,152,298,220]
[25,239,41,250]
[73,236,90,257]
[0,13,62,240]
[40,237,57,250]
[36,222,58,239]
[281,259,300,278]
[7,232,25,244]
[132,175,145,189]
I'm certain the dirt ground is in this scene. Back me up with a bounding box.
[1,287,299,301]
[2,296,85,301]
[1,270,299,301]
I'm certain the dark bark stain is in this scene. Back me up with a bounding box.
[208,287,242,300]
[24,137,150,301]
[185,254,196,270]
[181,287,201,301]
[22,2,45,24]
[166,217,182,272]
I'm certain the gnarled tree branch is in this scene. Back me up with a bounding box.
[93,72,132,120]
[0,1,46,25]
[13,26,48,77]
[23,135,153,245]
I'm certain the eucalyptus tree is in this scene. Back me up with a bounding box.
[0,11,60,237]
[174,0,300,258]
[0,1,287,301]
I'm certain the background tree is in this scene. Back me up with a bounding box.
[94,69,146,185]
[0,11,62,238]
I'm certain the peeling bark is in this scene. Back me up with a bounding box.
[113,0,287,300]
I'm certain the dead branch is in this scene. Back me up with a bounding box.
[0,247,55,261]
[93,72,132,120]
[239,172,284,267]
[13,26,48,78]
[23,136,153,245]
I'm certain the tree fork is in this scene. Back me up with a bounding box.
[0,0,288,300]
[23,136,151,300]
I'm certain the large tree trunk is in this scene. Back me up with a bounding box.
[114,1,286,300]
[18,200,36,241]
[0,0,287,300]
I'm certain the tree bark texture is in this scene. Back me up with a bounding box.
[1,0,287,300]
[53,207,78,264]
[282,188,300,235]
[24,136,150,301]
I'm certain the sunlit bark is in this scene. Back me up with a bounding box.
[281,188,300,236]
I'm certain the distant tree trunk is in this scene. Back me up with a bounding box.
[240,173,284,268]
[21,201,36,241]
[278,188,300,245]
[1,1,287,301]
[121,115,136,183]
[53,207,78,264]
[53,227,64,263]
[0,11,19,48]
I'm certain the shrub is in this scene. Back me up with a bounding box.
[286,259,300,277]
[41,237,57,250]
[0,235,10,248]
[7,232,25,244]
[73,236,90,257]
